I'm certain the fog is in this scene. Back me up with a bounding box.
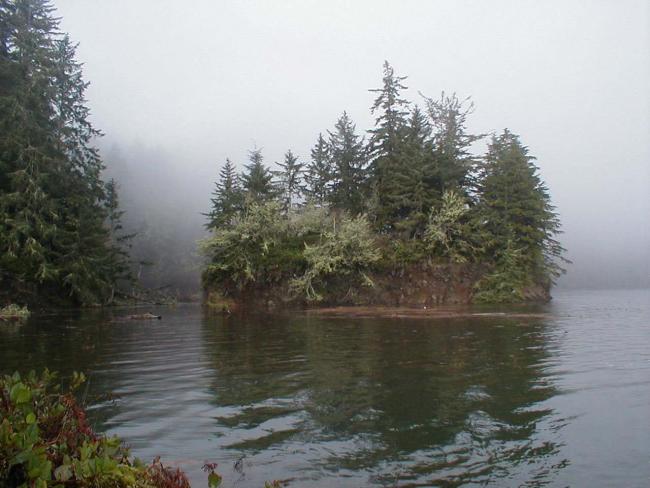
[55,0,649,290]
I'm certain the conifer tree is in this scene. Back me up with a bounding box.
[367,61,411,230]
[274,149,303,210]
[394,105,435,236]
[303,133,332,206]
[477,130,565,282]
[104,179,136,302]
[241,148,275,205]
[422,92,483,198]
[0,0,130,305]
[328,112,367,215]
[206,158,243,229]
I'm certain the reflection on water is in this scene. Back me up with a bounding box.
[1,289,649,487]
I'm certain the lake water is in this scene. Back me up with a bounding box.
[1,289,648,487]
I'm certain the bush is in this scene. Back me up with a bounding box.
[0,370,216,488]
[473,241,531,303]
[423,191,483,263]
[0,304,30,322]
[290,214,381,301]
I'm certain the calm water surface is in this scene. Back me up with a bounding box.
[1,289,648,487]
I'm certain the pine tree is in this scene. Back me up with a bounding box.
[241,148,275,205]
[0,0,130,305]
[422,91,483,198]
[394,105,435,236]
[205,158,243,229]
[328,112,367,215]
[303,133,332,206]
[367,61,410,230]
[274,149,303,210]
[477,130,565,283]
[104,178,135,302]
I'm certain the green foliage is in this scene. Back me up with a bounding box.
[274,150,303,210]
[473,241,532,303]
[241,148,276,205]
[0,304,30,321]
[422,91,484,196]
[291,214,381,301]
[0,1,132,306]
[477,130,566,282]
[327,112,368,215]
[0,370,195,488]
[367,61,413,231]
[302,133,332,206]
[200,202,324,294]
[424,190,483,263]
[205,158,244,230]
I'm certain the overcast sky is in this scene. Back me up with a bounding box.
[55,0,649,288]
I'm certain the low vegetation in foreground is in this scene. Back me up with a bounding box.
[0,371,233,488]
[201,63,566,308]
[0,305,30,322]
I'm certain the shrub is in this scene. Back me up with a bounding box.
[290,214,381,301]
[0,304,30,322]
[423,191,483,263]
[0,370,209,488]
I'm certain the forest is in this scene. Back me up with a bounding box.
[0,0,565,310]
[201,63,566,307]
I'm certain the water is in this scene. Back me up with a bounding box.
[1,289,648,487]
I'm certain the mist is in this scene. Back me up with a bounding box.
[56,0,649,290]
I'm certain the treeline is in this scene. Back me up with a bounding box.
[0,1,132,306]
[203,62,566,304]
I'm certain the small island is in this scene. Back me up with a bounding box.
[201,63,566,311]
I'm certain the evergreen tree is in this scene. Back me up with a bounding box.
[0,0,129,305]
[477,130,565,282]
[394,105,436,236]
[328,112,367,215]
[241,148,275,205]
[205,158,243,229]
[274,149,303,210]
[303,133,332,206]
[104,178,135,302]
[422,91,483,198]
[367,61,411,230]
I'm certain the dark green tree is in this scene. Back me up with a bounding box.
[422,91,484,198]
[205,158,243,230]
[393,105,436,236]
[240,148,275,205]
[303,133,332,206]
[328,112,367,215]
[367,61,411,230]
[104,178,136,302]
[274,149,303,210]
[0,0,130,305]
[477,130,565,286]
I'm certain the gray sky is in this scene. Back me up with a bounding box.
[55,0,649,288]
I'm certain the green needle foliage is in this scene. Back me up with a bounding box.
[0,0,133,306]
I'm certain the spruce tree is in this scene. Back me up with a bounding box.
[303,133,332,206]
[240,147,276,206]
[274,149,303,210]
[206,158,243,229]
[104,178,135,302]
[422,91,483,198]
[477,130,565,283]
[0,0,129,305]
[367,61,410,230]
[394,105,435,236]
[328,112,367,215]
